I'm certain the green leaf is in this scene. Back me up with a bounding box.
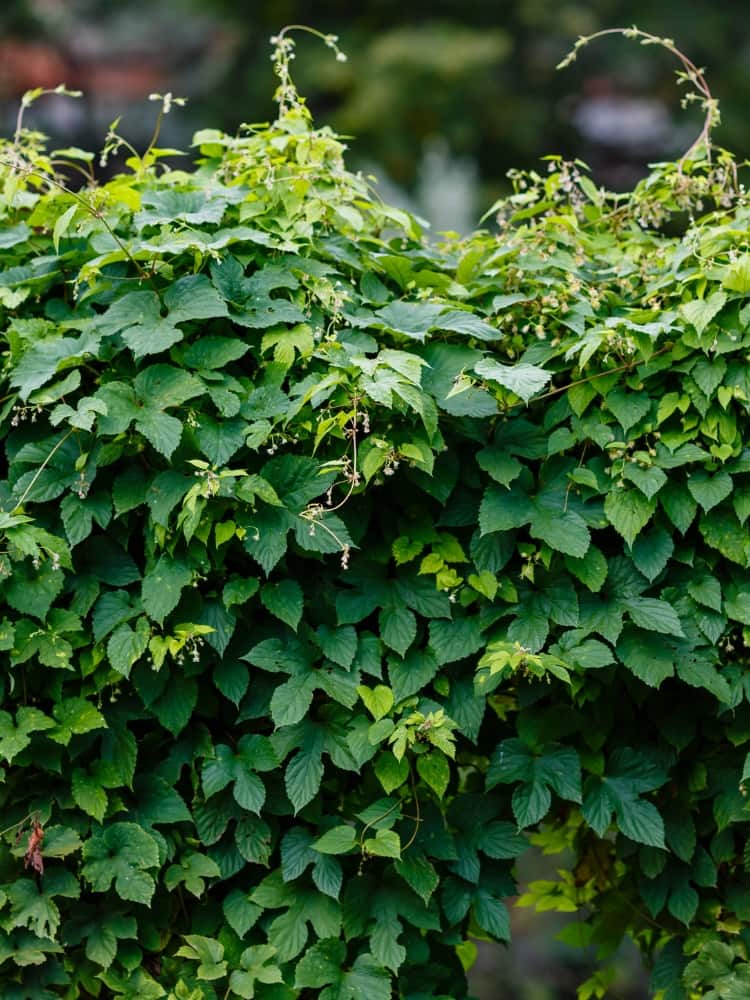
[136,408,184,458]
[374,753,409,793]
[316,624,358,668]
[81,823,160,904]
[676,656,731,703]
[379,605,417,657]
[49,696,106,745]
[122,317,182,360]
[294,939,346,989]
[395,853,440,904]
[202,735,276,814]
[723,256,750,293]
[581,749,666,847]
[285,745,324,814]
[183,335,250,369]
[622,463,667,499]
[164,852,221,898]
[624,598,684,637]
[476,447,523,486]
[150,673,198,736]
[175,934,227,981]
[107,618,150,677]
[687,470,733,512]
[660,481,697,534]
[473,889,510,941]
[72,769,108,822]
[480,821,529,859]
[487,739,581,828]
[6,877,73,939]
[134,364,203,409]
[631,528,674,581]
[312,826,357,855]
[474,357,552,401]
[530,506,590,557]
[479,485,533,534]
[0,221,31,248]
[565,546,608,592]
[77,909,137,969]
[229,944,283,998]
[261,580,303,631]
[416,751,450,798]
[0,707,54,763]
[364,828,401,858]
[688,576,723,612]
[213,659,250,706]
[617,630,675,687]
[428,618,484,665]
[223,890,261,938]
[438,309,500,341]
[271,673,316,728]
[680,291,727,333]
[605,391,651,433]
[165,273,230,324]
[141,557,192,624]
[358,685,394,721]
[604,487,655,547]
[196,415,247,466]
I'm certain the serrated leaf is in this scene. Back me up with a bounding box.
[687,470,733,512]
[285,747,324,814]
[680,291,727,333]
[565,546,608,592]
[624,598,684,637]
[604,487,655,546]
[261,580,303,631]
[81,823,160,904]
[136,408,183,458]
[107,619,149,677]
[428,618,484,665]
[379,605,416,657]
[141,557,192,624]
[72,769,107,822]
[530,506,590,557]
[395,853,439,904]
[631,528,674,581]
[358,684,394,721]
[474,357,551,401]
[416,751,450,798]
[312,826,357,855]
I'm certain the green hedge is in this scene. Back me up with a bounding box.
[1,31,750,1000]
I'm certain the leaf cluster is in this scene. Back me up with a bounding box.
[0,40,749,1000]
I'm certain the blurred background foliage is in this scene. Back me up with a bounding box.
[1,0,749,233]
[0,2,747,997]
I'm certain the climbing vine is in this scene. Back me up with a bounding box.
[0,26,748,1000]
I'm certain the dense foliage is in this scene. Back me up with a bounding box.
[1,30,750,1000]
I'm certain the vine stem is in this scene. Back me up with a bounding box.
[0,812,37,839]
[358,798,402,852]
[0,156,152,284]
[558,27,717,164]
[325,398,361,515]
[401,763,422,852]
[517,344,672,411]
[10,428,74,512]
[271,25,347,117]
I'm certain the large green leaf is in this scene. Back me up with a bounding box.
[473,357,551,401]
[81,823,160,904]
[261,580,304,631]
[604,487,656,546]
[141,557,192,624]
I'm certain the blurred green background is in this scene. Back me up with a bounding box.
[1,1,747,996]
[2,0,749,234]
